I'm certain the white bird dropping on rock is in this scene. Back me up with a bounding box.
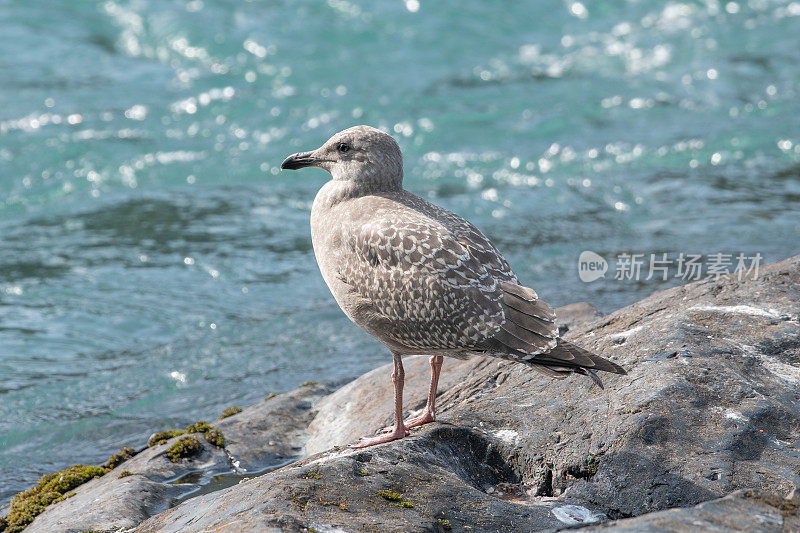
[281,125,626,448]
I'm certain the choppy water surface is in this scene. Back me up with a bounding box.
[1,1,799,504]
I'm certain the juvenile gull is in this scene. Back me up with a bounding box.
[281,126,625,448]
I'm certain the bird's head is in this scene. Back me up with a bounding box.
[281,125,403,191]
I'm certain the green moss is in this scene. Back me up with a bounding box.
[105,446,135,469]
[54,492,76,503]
[166,436,202,463]
[377,490,403,502]
[358,469,369,476]
[288,489,312,510]
[743,490,799,517]
[265,393,278,401]
[377,490,414,509]
[217,406,242,420]
[318,500,348,511]
[437,518,452,530]
[300,381,319,387]
[149,419,225,451]
[184,420,224,447]
[304,472,320,479]
[147,429,185,447]
[782,500,799,514]
[586,457,599,476]
[185,420,212,434]
[2,464,107,532]
[117,470,133,479]
[204,428,224,447]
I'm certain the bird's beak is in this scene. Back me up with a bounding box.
[280,151,318,170]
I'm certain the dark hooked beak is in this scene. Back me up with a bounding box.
[280,151,317,170]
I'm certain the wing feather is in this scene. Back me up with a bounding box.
[505,306,558,339]
[337,214,506,351]
[498,321,553,352]
[502,290,556,321]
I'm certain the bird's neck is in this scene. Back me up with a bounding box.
[322,175,402,206]
[330,163,402,195]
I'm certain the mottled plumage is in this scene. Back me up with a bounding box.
[282,125,625,447]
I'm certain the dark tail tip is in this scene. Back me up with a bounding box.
[560,339,627,375]
[597,356,627,375]
[585,369,605,389]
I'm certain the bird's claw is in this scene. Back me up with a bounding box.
[350,426,409,448]
[379,410,435,434]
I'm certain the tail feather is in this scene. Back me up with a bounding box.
[489,282,626,387]
[550,339,627,375]
[580,368,605,389]
[505,339,626,388]
[527,364,570,379]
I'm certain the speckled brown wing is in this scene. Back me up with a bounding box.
[401,193,519,285]
[337,215,507,352]
[331,197,625,382]
[491,282,560,356]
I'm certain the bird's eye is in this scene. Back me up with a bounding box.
[337,143,351,153]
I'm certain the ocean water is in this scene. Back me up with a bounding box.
[1,0,799,505]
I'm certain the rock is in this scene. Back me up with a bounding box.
[23,434,229,533]
[560,489,799,532]
[22,474,182,533]
[552,302,604,336]
[135,426,572,532]
[216,381,334,471]
[119,435,230,483]
[446,256,800,519]
[16,255,800,532]
[136,255,800,531]
[21,383,334,533]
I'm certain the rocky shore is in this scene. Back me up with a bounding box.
[4,255,800,532]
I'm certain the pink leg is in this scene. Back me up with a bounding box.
[404,355,443,429]
[380,355,444,433]
[350,353,409,448]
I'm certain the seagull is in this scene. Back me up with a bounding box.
[281,126,625,448]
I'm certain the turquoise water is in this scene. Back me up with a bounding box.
[2,0,799,505]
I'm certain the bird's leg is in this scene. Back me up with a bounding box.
[402,355,443,429]
[381,355,444,433]
[350,353,409,448]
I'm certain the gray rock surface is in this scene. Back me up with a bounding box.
[23,474,182,533]
[216,382,333,471]
[137,426,572,532]
[564,489,799,532]
[17,255,800,532]
[121,435,231,483]
[23,435,228,533]
[136,254,800,531]
[552,302,604,337]
[23,383,333,533]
